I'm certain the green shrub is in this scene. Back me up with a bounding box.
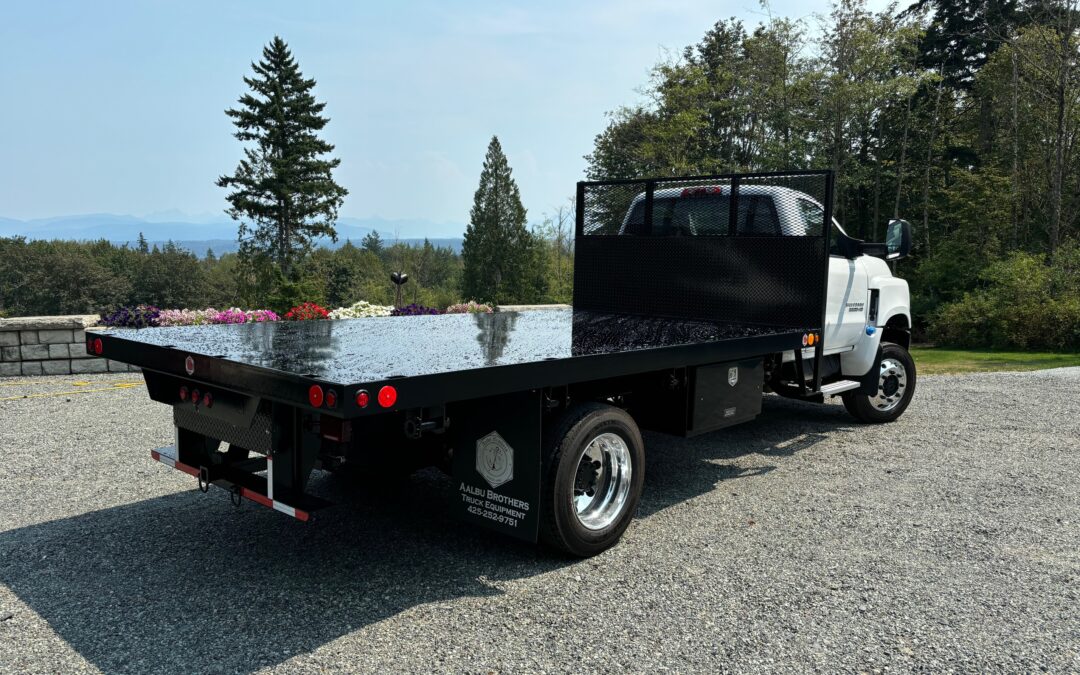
[929,242,1080,351]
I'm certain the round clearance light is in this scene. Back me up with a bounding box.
[378,385,397,408]
[179,386,189,401]
[191,389,201,406]
[355,390,370,408]
[202,392,213,408]
[325,390,338,409]
[308,384,324,408]
[807,333,815,346]
[93,337,104,355]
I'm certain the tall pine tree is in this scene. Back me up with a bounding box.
[217,36,347,283]
[461,136,543,304]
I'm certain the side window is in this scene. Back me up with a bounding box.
[797,198,842,254]
[796,199,824,236]
[737,196,781,235]
[668,195,729,235]
[623,201,646,235]
[623,198,677,235]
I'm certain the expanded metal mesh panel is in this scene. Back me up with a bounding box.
[174,405,272,454]
[575,171,831,329]
[574,237,825,327]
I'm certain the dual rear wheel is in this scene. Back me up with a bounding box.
[540,403,645,557]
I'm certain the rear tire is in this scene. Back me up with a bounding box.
[539,402,645,557]
[842,342,916,423]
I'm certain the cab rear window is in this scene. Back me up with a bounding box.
[623,195,781,236]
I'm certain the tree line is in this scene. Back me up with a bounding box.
[0,231,575,318]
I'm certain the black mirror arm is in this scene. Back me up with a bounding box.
[860,242,889,257]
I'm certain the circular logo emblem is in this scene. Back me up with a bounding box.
[476,431,514,488]
[184,356,195,376]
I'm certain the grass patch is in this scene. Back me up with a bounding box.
[910,346,1080,375]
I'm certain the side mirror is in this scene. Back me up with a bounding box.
[885,219,912,260]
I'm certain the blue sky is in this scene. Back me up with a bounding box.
[0,0,891,237]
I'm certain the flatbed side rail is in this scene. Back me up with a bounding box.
[96,325,810,417]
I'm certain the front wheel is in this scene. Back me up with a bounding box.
[842,342,917,423]
[539,403,645,557]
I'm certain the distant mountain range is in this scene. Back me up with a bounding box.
[0,213,466,255]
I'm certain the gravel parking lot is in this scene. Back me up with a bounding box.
[0,369,1078,673]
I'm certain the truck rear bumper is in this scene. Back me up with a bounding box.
[150,445,317,521]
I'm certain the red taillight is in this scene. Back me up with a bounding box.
[202,392,213,408]
[308,385,324,408]
[325,390,337,409]
[93,337,103,355]
[190,389,200,406]
[179,386,189,401]
[355,390,370,408]
[378,385,397,408]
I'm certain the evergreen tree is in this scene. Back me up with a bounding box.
[136,232,149,254]
[461,136,543,304]
[217,36,347,282]
[907,0,1022,89]
[361,230,384,255]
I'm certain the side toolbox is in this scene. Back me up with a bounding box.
[631,358,764,437]
[687,358,763,435]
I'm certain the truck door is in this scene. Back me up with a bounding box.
[825,224,869,350]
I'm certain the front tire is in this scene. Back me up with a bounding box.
[540,403,645,557]
[842,342,917,423]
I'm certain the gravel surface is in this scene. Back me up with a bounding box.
[0,369,1077,673]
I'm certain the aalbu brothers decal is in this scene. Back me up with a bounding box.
[460,430,529,532]
[476,431,514,488]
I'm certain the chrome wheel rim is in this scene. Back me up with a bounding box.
[872,358,907,412]
[572,432,632,531]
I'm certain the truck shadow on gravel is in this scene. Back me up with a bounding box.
[636,395,855,518]
[0,396,852,674]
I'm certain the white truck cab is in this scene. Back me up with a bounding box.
[620,185,916,422]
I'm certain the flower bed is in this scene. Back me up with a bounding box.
[105,306,279,328]
[445,301,494,314]
[99,305,162,328]
[99,299,498,328]
[328,301,394,319]
[391,303,444,316]
[284,302,329,321]
[215,308,280,324]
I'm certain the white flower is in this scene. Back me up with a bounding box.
[328,300,395,319]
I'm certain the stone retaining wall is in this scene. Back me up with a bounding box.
[0,316,138,377]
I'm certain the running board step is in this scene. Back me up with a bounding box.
[819,380,860,396]
[151,446,331,521]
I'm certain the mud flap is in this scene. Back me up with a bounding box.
[449,389,542,542]
[858,346,885,395]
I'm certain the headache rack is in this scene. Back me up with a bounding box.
[574,169,834,393]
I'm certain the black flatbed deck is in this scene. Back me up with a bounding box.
[100,309,808,416]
